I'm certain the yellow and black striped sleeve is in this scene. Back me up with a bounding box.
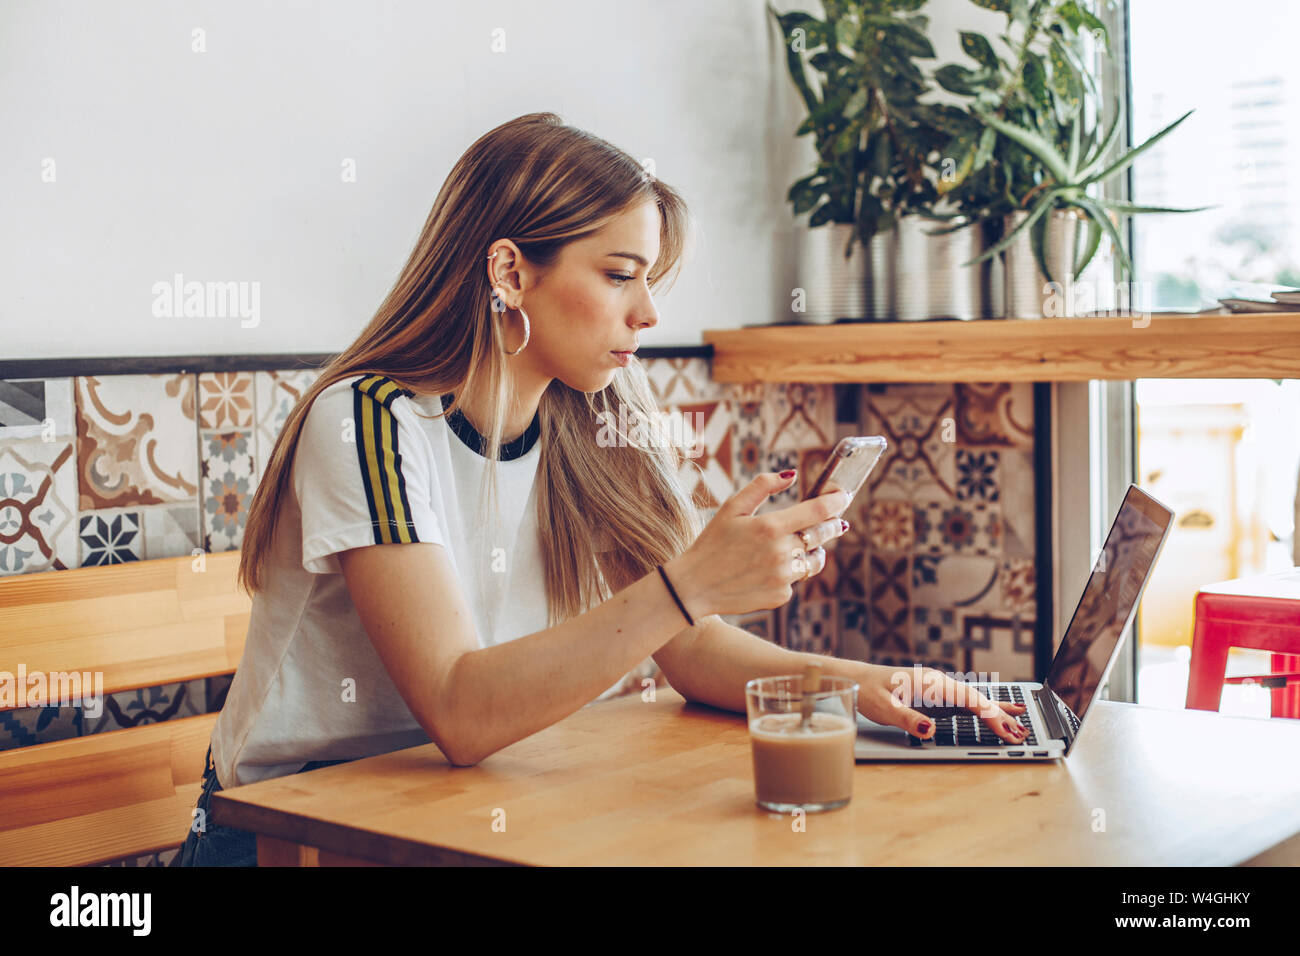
[351,374,422,545]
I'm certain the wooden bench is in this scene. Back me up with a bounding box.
[0,551,249,866]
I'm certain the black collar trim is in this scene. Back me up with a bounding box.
[439,393,540,461]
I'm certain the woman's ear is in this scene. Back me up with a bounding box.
[485,240,531,307]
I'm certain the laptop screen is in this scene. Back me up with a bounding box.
[1044,486,1173,730]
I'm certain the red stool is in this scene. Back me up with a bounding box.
[1186,567,1300,719]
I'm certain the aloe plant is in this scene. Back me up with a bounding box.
[933,0,1210,282]
[929,0,1103,227]
[968,104,1210,281]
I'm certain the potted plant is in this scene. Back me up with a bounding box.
[933,0,1208,317]
[770,0,951,322]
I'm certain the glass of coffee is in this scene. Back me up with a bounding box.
[745,674,859,813]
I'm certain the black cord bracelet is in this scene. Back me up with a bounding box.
[657,564,694,627]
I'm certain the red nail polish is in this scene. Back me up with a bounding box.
[917,720,932,734]
[779,469,795,479]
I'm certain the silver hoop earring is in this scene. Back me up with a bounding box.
[504,304,530,356]
[491,285,530,356]
[487,257,529,355]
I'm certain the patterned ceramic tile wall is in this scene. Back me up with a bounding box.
[74,373,201,564]
[0,377,78,574]
[2,366,319,865]
[1,368,319,761]
[197,372,254,553]
[252,370,319,485]
[858,381,1037,680]
[643,356,729,521]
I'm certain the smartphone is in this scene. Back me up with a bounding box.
[804,436,888,506]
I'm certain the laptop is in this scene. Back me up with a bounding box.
[854,484,1174,761]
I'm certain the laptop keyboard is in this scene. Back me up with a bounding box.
[1064,706,1080,736]
[909,685,1040,748]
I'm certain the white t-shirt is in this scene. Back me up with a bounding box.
[211,373,626,788]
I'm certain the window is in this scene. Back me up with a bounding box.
[1128,0,1300,716]
[1130,2,1300,304]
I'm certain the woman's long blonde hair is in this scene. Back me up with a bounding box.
[238,112,705,626]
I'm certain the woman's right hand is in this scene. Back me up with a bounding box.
[665,470,851,618]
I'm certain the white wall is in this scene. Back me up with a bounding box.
[1,0,825,358]
[2,0,1003,360]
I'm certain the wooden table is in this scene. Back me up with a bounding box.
[210,687,1300,866]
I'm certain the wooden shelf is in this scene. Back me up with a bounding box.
[702,312,1300,383]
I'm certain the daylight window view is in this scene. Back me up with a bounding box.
[1129,0,1300,716]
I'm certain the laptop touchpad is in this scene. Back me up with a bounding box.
[856,713,912,747]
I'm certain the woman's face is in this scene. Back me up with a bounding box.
[493,200,663,394]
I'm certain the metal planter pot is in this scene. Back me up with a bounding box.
[1002,208,1082,319]
[796,222,868,324]
[864,231,893,320]
[795,217,996,323]
[891,215,994,321]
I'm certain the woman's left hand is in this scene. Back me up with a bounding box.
[853,663,1030,744]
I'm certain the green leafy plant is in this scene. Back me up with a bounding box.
[769,0,948,252]
[932,0,1209,282]
[927,0,1099,225]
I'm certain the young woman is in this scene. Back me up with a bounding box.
[174,112,1029,866]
